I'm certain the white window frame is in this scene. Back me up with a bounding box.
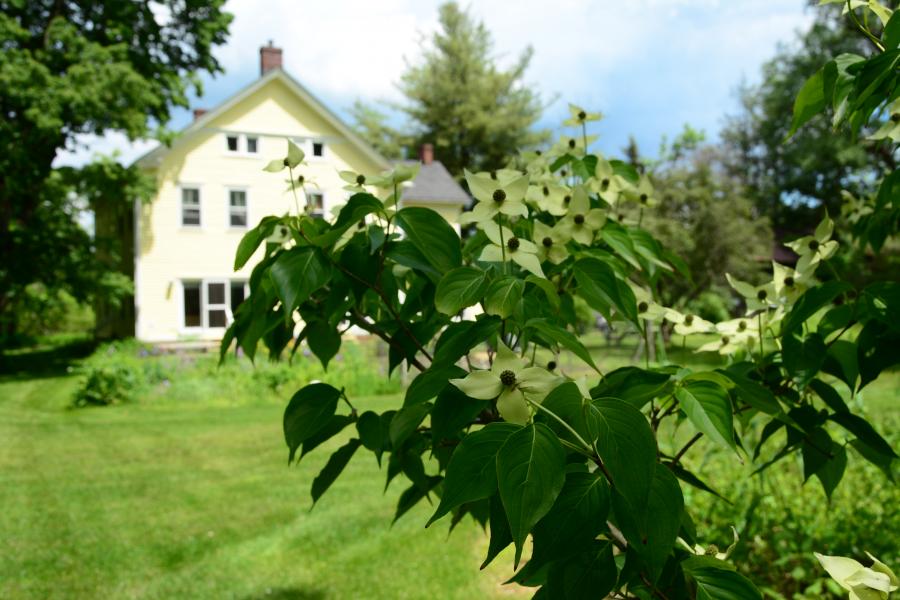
[180,186,202,228]
[180,279,250,332]
[306,189,325,218]
[227,187,249,229]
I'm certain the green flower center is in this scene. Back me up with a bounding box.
[535,150,542,156]
[279,226,288,237]
[357,220,365,230]
[563,195,571,204]
[568,139,576,149]
[574,214,585,225]
[892,113,900,123]
[560,169,567,177]
[639,193,648,204]
[578,110,587,120]
[738,321,747,331]
[507,237,520,251]
[297,175,305,184]
[721,336,730,345]
[493,189,506,203]
[490,170,498,180]
[356,174,366,185]
[784,276,795,287]
[618,214,625,222]
[500,370,516,386]
[638,301,649,313]
[808,240,819,251]
[542,236,553,248]
[542,186,550,196]
[600,178,610,190]
[757,290,768,301]
[546,360,557,371]
[282,158,290,167]
[684,315,694,326]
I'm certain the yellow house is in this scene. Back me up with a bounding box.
[100,44,469,343]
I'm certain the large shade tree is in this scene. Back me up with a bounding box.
[0,0,232,343]
[351,1,548,176]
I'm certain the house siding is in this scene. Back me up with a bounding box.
[134,77,386,342]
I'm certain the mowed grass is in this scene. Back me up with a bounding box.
[0,363,523,600]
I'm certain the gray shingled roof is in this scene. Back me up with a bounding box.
[397,160,470,205]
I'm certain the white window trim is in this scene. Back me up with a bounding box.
[226,186,249,229]
[179,185,202,229]
[306,188,325,218]
[224,133,261,157]
[179,279,249,333]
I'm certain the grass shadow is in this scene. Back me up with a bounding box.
[0,335,97,381]
[241,587,327,600]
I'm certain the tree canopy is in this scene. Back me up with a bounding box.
[351,2,548,176]
[0,0,232,343]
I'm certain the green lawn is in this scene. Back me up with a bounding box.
[0,352,523,600]
[0,337,896,599]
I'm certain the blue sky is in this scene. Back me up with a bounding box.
[57,0,816,166]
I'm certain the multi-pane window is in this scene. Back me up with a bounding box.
[307,191,324,217]
[182,280,247,329]
[229,190,248,227]
[246,137,258,153]
[226,135,239,152]
[181,188,200,226]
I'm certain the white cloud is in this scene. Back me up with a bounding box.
[59,0,815,166]
[54,132,157,168]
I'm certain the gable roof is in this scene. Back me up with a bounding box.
[133,68,392,170]
[398,160,470,205]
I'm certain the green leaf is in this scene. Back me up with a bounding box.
[432,316,502,367]
[544,541,617,600]
[592,398,657,508]
[356,411,383,454]
[300,414,354,460]
[525,275,560,309]
[526,318,599,372]
[481,494,513,569]
[590,367,672,409]
[573,258,639,327]
[675,381,735,450]
[388,402,432,449]
[787,66,826,139]
[431,384,490,443]
[823,340,859,390]
[287,139,304,168]
[395,207,462,273]
[404,365,467,406]
[720,368,781,415]
[304,319,340,369]
[600,224,642,270]
[427,422,520,527]
[385,240,441,280]
[830,412,898,458]
[539,382,598,448]
[435,267,490,315]
[530,471,610,566]
[269,247,331,315]
[283,383,341,463]
[612,465,684,583]
[496,423,567,567]
[484,276,524,318]
[884,8,900,47]
[809,378,850,413]
[683,558,762,600]
[234,220,271,270]
[313,193,384,247]
[311,438,361,504]
[783,281,852,336]
[783,332,827,389]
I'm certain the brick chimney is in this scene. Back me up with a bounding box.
[260,41,282,75]
[193,108,208,120]
[419,143,434,165]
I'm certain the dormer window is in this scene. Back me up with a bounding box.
[312,141,324,157]
[226,135,239,152]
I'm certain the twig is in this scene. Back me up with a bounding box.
[672,432,703,466]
